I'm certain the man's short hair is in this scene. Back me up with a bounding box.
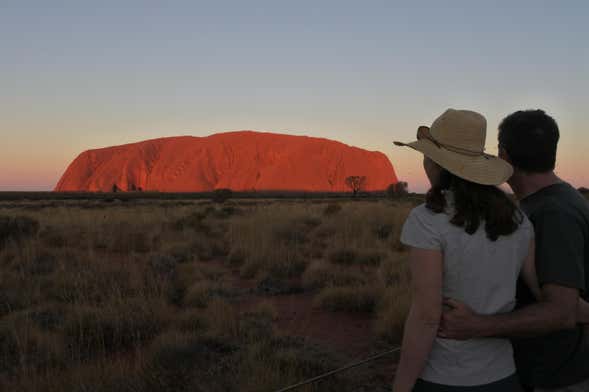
[498,109,559,173]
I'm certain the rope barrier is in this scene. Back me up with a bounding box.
[273,346,401,392]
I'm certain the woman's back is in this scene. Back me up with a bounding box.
[401,197,533,386]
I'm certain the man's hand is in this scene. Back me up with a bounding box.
[438,285,579,340]
[438,298,482,340]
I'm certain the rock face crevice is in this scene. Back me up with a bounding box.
[54,131,398,192]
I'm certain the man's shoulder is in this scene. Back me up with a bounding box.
[522,183,588,223]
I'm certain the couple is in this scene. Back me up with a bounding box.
[391,109,589,392]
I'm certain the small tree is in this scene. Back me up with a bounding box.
[345,176,366,196]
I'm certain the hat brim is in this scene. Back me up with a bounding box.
[394,139,513,186]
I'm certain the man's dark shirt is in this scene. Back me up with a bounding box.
[514,182,589,388]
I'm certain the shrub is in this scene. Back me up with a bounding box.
[246,301,277,322]
[227,249,246,265]
[234,335,348,392]
[240,250,308,280]
[211,189,233,203]
[356,250,383,265]
[378,253,410,287]
[301,217,322,228]
[167,245,193,263]
[143,331,235,392]
[0,272,32,316]
[323,203,342,216]
[196,263,227,281]
[374,223,393,240]
[171,212,209,233]
[255,276,303,296]
[63,300,168,360]
[302,261,369,290]
[212,205,241,218]
[189,237,228,261]
[272,222,309,246]
[44,258,137,305]
[374,286,411,344]
[203,298,240,339]
[111,231,154,253]
[314,285,381,313]
[0,315,66,373]
[184,281,213,308]
[39,226,67,247]
[173,309,208,334]
[28,303,67,331]
[149,254,177,278]
[227,206,319,279]
[239,311,274,342]
[0,215,40,246]
[328,248,357,265]
[24,252,58,276]
[386,181,409,198]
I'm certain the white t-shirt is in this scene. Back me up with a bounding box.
[400,196,534,386]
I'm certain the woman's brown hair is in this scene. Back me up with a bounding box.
[426,170,523,241]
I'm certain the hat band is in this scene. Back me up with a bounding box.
[417,126,487,158]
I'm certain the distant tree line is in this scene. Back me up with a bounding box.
[112,184,143,192]
[101,177,412,200]
[387,181,409,198]
[344,176,409,199]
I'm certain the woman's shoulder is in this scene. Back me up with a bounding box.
[404,203,452,237]
[402,203,446,250]
[408,203,449,224]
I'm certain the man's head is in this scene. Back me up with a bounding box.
[498,109,559,173]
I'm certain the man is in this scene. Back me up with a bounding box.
[439,109,589,392]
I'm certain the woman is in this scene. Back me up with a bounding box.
[392,109,539,392]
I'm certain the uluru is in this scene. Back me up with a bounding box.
[54,131,398,192]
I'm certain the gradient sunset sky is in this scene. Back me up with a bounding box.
[1,1,587,192]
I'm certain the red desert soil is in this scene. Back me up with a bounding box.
[55,131,398,192]
[221,264,396,389]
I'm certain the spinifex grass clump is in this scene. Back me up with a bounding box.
[227,205,316,280]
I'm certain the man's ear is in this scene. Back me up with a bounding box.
[498,146,512,164]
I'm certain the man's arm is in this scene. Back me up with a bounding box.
[440,209,586,340]
[440,284,578,339]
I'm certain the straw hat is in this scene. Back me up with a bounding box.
[394,109,513,185]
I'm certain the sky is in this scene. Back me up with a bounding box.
[1,0,587,192]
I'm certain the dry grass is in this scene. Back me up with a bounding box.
[0,197,415,391]
[314,285,382,313]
